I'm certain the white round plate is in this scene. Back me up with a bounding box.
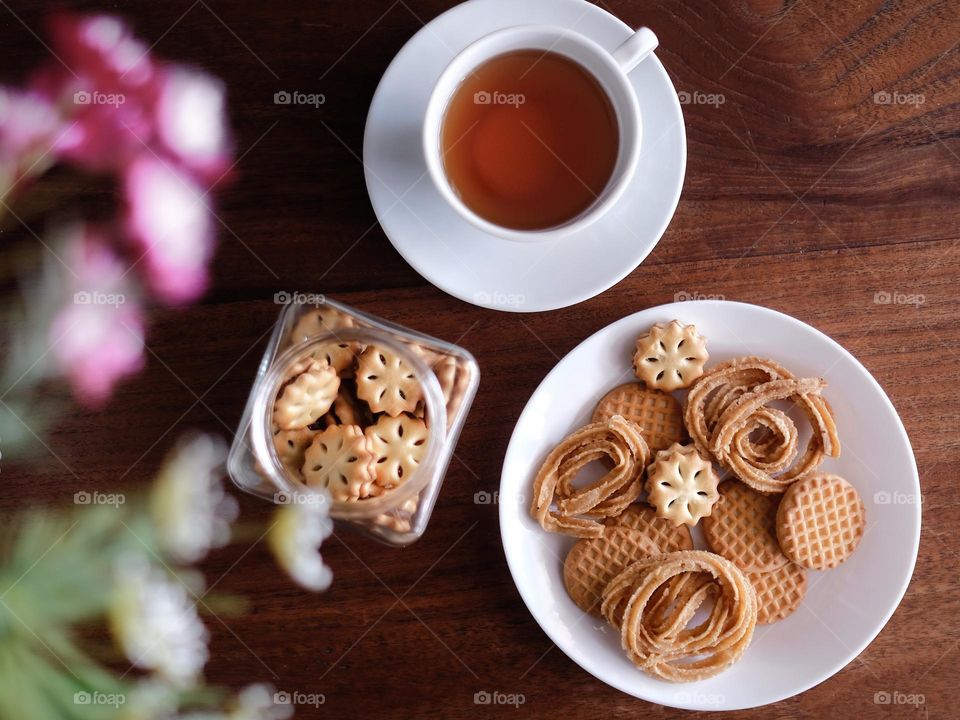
[363,0,686,312]
[499,301,920,710]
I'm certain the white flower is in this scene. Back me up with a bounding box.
[109,556,209,686]
[151,434,237,563]
[268,490,333,591]
[177,685,293,720]
[119,679,179,720]
[227,685,294,720]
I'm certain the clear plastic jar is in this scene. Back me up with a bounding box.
[227,297,479,545]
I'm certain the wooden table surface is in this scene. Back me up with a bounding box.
[3,1,958,718]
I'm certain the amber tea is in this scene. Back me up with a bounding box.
[440,49,619,231]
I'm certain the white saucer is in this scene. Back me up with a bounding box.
[499,301,920,709]
[362,0,686,312]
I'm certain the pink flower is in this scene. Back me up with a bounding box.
[34,14,233,180]
[124,156,215,304]
[34,14,160,172]
[49,227,145,408]
[49,14,155,91]
[53,92,156,173]
[156,68,231,180]
[2,13,237,410]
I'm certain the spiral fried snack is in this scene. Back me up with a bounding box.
[713,378,839,493]
[601,551,758,682]
[530,416,650,538]
[684,356,790,459]
[732,407,798,472]
[684,357,840,493]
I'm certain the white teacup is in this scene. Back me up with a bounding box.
[423,24,658,243]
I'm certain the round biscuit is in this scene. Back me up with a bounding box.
[745,562,807,624]
[563,527,659,615]
[776,473,865,570]
[606,504,694,552]
[702,481,789,572]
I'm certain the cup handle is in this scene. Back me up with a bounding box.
[611,27,658,73]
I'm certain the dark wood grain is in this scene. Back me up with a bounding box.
[2,1,958,718]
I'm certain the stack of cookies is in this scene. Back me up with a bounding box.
[530,319,866,681]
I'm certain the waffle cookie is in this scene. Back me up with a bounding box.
[703,481,789,572]
[745,563,807,624]
[563,527,659,615]
[593,383,687,453]
[605,504,694,552]
[776,473,865,570]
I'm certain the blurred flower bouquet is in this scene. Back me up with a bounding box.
[1,12,233,450]
[0,14,334,719]
[0,434,333,719]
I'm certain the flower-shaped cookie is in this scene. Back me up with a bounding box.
[633,320,709,391]
[364,414,429,488]
[412,346,456,401]
[319,340,364,374]
[302,424,376,501]
[323,382,371,428]
[356,347,423,416]
[289,306,353,344]
[646,443,720,526]
[288,306,363,375]
[375,496,419,534]
[273,362,340,430]
[273,427,316,478]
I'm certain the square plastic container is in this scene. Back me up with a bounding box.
[227,296,479,545]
